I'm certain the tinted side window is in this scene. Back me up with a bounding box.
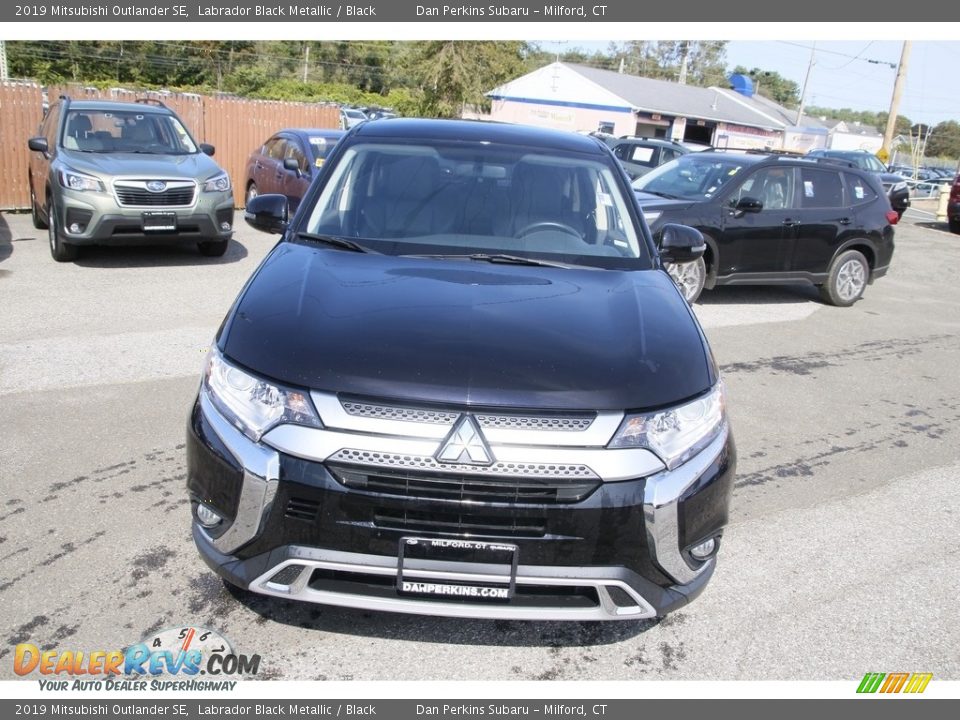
[44,104,61,146]
[844,173,879,205]
[265,138,288,160]
[285,141,308,172]
[800,168,845,208]
[731,167,797,210]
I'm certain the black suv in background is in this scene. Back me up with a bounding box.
[634,151,896,305]
[187,119,735,621]
[806,148,910,219]
[604,136,691,180]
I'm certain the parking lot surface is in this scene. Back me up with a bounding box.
[1,210,958,681]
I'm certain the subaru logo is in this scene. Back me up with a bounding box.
[146,181,167,193]
[435,415,494,466]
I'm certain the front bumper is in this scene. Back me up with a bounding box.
[54,186,234,244]
[187,393,735,621]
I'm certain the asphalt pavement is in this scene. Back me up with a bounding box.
[1,210,958,681]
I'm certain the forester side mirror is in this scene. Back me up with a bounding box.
[659,223,706,265]
[199,143,216,157]
[244,194,289,235]
[28,137,49,153]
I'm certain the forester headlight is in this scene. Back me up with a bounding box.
[891,181,908,193]
[609,382,726,469]
[202,347,321,442]
[58,168,104,193]
[203,172,231,193]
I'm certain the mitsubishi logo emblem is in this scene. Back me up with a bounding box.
[435,415,494,466]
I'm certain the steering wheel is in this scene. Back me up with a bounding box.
[516,221,581,239]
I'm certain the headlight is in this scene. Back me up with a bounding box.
[203,172,231,193]
[642,211,662,226]
[58,168,104,192]
[202,347,322,442]
[891,181,907,193]
[609,383,726,469]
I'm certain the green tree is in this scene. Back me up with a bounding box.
[925,120,960,158]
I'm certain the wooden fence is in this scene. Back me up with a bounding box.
[0,82,340,210]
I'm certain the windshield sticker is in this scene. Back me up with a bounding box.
[855,186,865,199]
[598,192,613,207]
[804,181,815,197]
[315,158,325,168]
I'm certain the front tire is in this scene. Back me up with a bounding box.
[246,182,258,206]
[949,218,960,235]
[665,256,706,304]
[47,200,79,262]
[197,238,229,257]
[819,249,868,307]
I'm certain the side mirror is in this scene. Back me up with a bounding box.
[28,137,49,153]
[199,143,215,157]
[283,157,303,175]
[731,196,763,215]
[659,223,706,264]
[244,193,289,235]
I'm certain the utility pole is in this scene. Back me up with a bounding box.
[302,44,310,83]
[881,41,912,158]
[795,42,816,127]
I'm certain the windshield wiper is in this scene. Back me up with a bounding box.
[639,189,681,199]
[405,253,572,269]
[296,232,372,253]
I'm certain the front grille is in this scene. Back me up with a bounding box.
[331,466,599,504]
[341,400,459,425]
[328,449,597,479]
[115,184,195,207]
[373,508,546,538]
[476,414,594,431]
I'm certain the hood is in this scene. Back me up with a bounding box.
[633,191,697,212]
[220,243,714,412]
[59,149,224,181]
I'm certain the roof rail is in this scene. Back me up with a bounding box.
[135,97,168,109]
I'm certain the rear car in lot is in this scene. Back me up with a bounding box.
[807,148,910,219]
[244,128,345,212]
[605,137,690,180]
[27,96,234,261]
[634,151,896,305]
[949,173,960,235]
[187,119,736,621]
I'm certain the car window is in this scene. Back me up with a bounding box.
[285,142,309,173]
[60,110,198,154]
[634,155,748,201]
[305,141,647,266]
[730,167,797,210]
[799,168,846,208]
[42,104,60,146]
[308,136,338,163]
[265,138,288,160]
[844,172,879,204]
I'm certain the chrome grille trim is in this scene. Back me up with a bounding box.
[328,448,598,479]
[341,401,459,425]
[112,179,197,208]
[476,414,594,431]
[311,392,622,448]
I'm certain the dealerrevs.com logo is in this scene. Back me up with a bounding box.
[14,626,260,691]
[857,672,933,694]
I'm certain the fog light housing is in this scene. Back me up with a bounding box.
[689,537,717,561]
[220,221,231,231]
[196,503,222,528]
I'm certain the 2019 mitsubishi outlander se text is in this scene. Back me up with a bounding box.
[186,120,736,621]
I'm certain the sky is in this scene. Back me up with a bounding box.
[539,40,959,127]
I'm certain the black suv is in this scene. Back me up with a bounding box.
[806,149,910,219]
[633,151,896,305]
[186,119,735,621]
[605,136,691,180]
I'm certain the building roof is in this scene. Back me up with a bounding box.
[489,63,801,132]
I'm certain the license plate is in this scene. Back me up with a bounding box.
[397,537,518,600]
[142,212,177,232]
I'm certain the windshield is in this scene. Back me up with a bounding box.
[633,154,748,201]
[308,136,339,161]
[303,141,647,266]
[61,109,199,154]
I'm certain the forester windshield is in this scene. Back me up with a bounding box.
[304,142,647,265]
[634,154,749,201]
[61,109,199,154]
